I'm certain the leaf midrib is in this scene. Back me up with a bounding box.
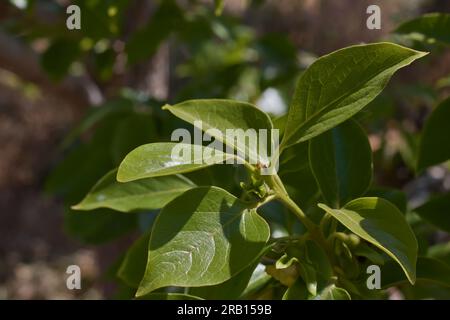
[283,49,422,147]
[86,187,193,205]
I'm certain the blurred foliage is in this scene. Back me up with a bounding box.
[2,0,450,299]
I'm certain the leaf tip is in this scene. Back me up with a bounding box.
[407,271,417,285]
[71,204,81,210]
[162,104,172,111]
[416,50,430,58]
[135,285,153,299]
[115,170,128,183]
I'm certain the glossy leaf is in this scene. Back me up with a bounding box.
[395,13,450,45]
[414,193,450,233]
[309,120,372,208]
[73,170,195,212]
[136,187,270,296]
[281,43,427,148]
[319,197,418,284]
[163,99,275,165]
[417,98,450,171]
[117,143,236,182]
[381,257,450,289]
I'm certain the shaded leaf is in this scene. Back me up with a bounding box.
[417,98,450,171]
[381,257,450,289]
[110,114,156,164]
[279,142,309,175]
[309,120,372,208]
[65,208,137,244]
[118,232,150,287]
[414,193,450,233]
[283,278,309,300]
[319,197,418,284]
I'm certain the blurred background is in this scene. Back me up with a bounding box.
[1,0,450,299]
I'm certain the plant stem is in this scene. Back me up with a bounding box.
[276,192,316,232]
[266,174,338,267]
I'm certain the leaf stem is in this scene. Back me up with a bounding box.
[276,192,316,232]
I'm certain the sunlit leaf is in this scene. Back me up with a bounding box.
[282,43,427,148]
[136,187,270,296]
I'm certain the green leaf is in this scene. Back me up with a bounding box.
[353,242,385,266]
[136,187,270,296]
[417,98,450,171]
[365,188,407,213]
[73,170,195,212]
[117,143,235,182]
[279,142,309,175]
[381,257,450,289]
[65,208,137,244]
[414,193,450,233]
[190,261,259,300]
[309,120,372,208]
[304,240,333,280]
[110,114,157,164]
[118,232,150,287]
[240,264,272,298]
[281,166,319,211]
[314,284,351,300]
[298,261,317,296]
[281,43,427,148]
[163,99,275,165]
[137,293,203,300]
[319,197,418,284]
[395,13,450,45]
